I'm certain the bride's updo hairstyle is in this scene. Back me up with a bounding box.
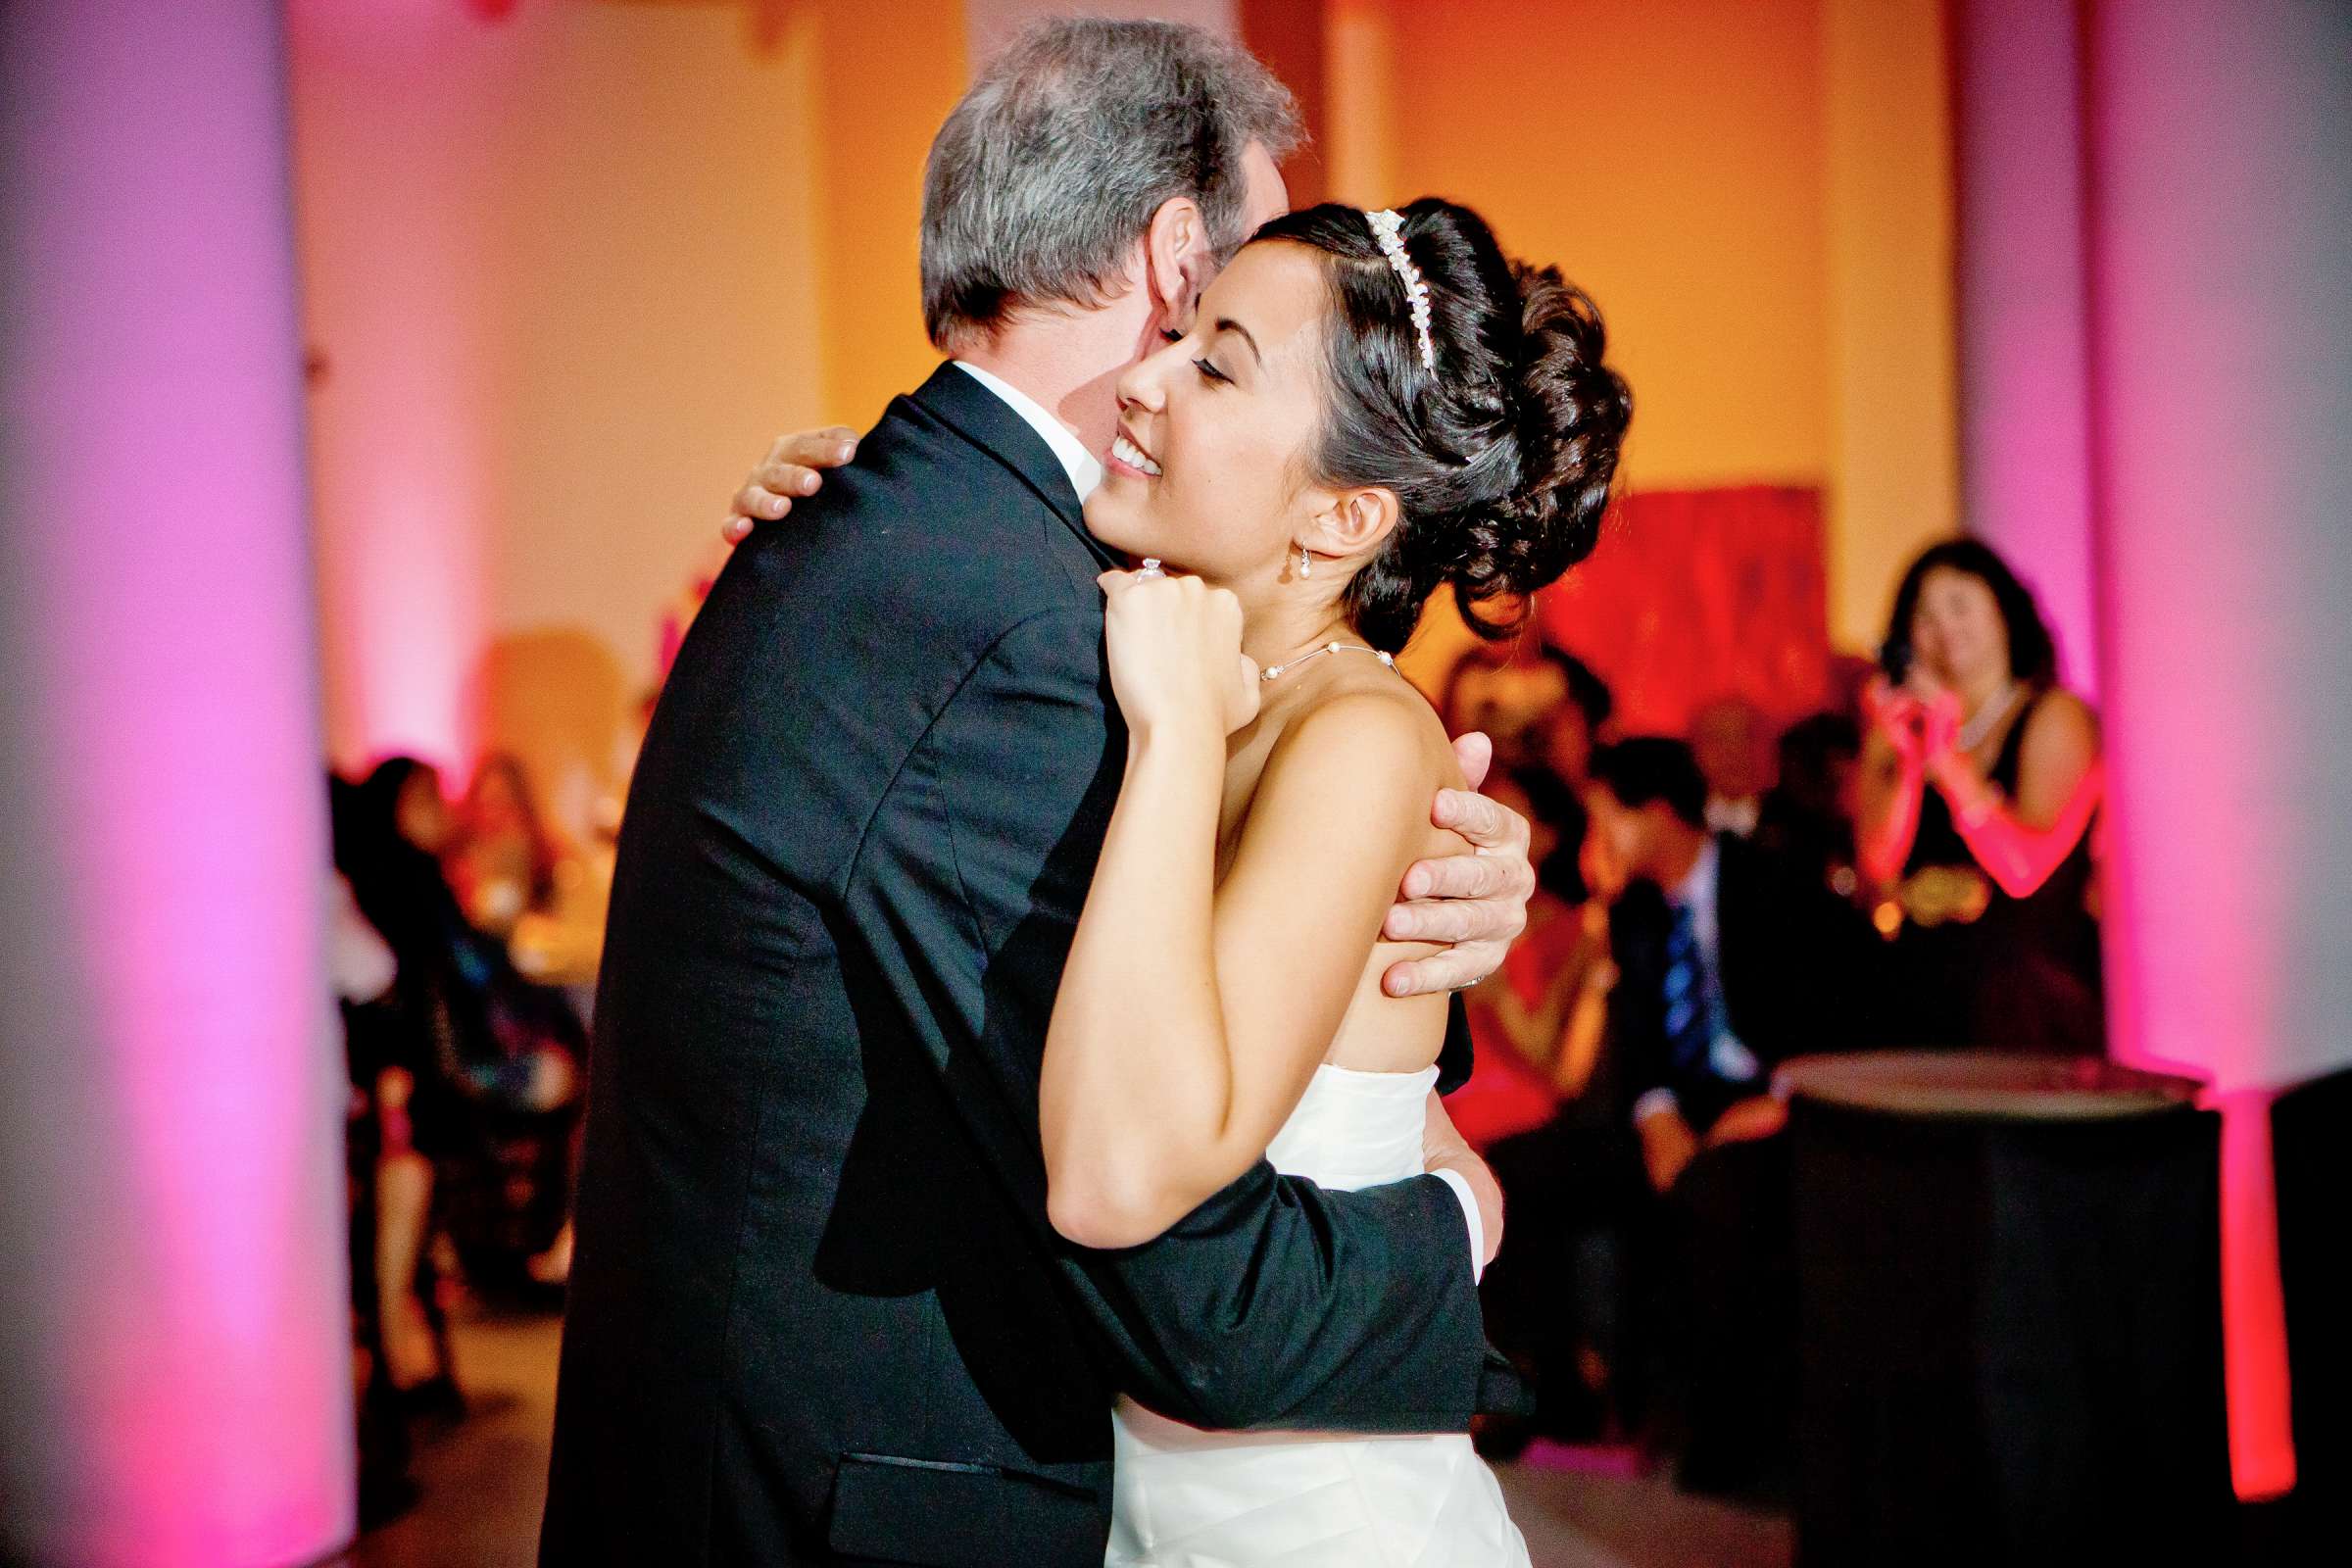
[1249,198,1632,652]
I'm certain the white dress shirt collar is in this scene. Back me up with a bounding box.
[952,361,1104,502]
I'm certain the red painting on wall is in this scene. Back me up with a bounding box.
[1537,483,1833,734]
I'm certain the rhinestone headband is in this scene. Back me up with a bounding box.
[1364,209,1436,372]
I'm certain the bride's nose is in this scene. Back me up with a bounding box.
[1115,343,1175,416]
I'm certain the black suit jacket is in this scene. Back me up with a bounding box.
[1609,833,1883,1135]
[539,366,1491,1567]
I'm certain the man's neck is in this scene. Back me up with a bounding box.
[1652,827,1709,895]
[955,297,1159,466]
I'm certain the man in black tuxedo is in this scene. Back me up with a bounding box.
[1584,737,1882,1493]
[539,23,1534,1566]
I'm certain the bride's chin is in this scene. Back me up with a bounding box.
[1081,507,1150,560]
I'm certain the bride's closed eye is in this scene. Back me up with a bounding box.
[1193,356,1233,386]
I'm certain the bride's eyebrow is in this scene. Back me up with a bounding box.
[1211,318,1261,366]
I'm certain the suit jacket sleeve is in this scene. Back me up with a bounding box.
[841,607,1490,1435]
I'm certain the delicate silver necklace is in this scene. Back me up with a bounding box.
[1258,639,1397,682]
[1956,680,2023,751]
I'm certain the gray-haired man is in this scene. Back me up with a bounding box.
[542,22,1532,1565]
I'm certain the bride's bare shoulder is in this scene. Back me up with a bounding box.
[1258,665,1463,804]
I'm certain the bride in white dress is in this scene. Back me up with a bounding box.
[1039,197,1631,1568]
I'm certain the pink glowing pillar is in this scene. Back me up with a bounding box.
[2085,0,2352,1501]
[0,2,356,1563]
[1951,0,2099,697]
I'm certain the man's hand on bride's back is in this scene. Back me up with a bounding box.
[719,426,860,543]
[1422,1092,1502,1269]
[1381,731,1538,1000]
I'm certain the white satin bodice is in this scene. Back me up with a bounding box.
[1261,1060,1438,1189]
[1105,1063,1530,1568]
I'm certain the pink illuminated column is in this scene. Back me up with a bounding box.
[1951,0,2099,696]
[2085,0,2352,1501]
[0,2,355,1564]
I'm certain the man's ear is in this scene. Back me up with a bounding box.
[1307,485,1402,564]
[1144,195,1212,333]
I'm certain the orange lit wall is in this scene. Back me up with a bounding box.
[1822,0,1961,652]
[1390,0,1834,495]
[1334,0,1954,685]
[292,0,828,821]
[809,0,968,428]
[293,0,1955,805]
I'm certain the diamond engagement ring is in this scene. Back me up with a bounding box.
[1135,558,1166,579]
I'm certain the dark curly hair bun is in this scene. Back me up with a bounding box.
[1250,198,1633,651]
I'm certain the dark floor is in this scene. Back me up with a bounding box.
[337,1306,1793,1567]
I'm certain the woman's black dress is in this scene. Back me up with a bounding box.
[1886,689,2105,1054]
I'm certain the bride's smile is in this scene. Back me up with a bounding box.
[1087,242,1369,599]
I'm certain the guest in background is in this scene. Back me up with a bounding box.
[1588,738,1883,1494]
[1452,771,1613,1148]
[1689,696,1775,839]
[1757,710,1864,901]
[446,752,561,941]
[1465,765,1623,1453]
[1442,642,1611,776]
[1537,645,1616,793]
[340,758,586,1324]
[1859,538,2105,1054]
[334,758,469,1413]
[1443,646,1566,775]
[324,808,416,1526]
[1443,656,1630,1451]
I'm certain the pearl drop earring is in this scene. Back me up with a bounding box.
[1298,545,1312,579]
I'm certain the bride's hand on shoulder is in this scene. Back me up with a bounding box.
[1098,568,1261,739]
[718,426,860,543]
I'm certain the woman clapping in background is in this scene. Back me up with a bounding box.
[1858,539,2106,1055]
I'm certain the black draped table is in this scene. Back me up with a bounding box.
[1781,1051,2235,1567]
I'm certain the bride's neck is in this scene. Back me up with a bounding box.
[1234,574,1359,672]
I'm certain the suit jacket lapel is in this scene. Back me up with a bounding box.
[908,363,1119,571]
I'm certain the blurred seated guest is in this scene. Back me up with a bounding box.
[340,759,586,1322]
[1859,538,2105,1054]
[1442,641,1608,779]
[1690,696,1776,838]
[334,760,466,1408]
[1757,710,1864,900]
[447,752,597,1288]
[445,752,560,940]
[1452,770,1614,1149]
[1588,738,1883,1493]
[1536,646,1616,792]
[324,820,416,1524]
[1440,644,1611,913]
[1468,769,1628,1450]
[329,865,397,1009]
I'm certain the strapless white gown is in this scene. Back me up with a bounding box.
[1104,1063,1532,1568]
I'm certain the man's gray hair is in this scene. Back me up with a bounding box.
[920,18,1302,350]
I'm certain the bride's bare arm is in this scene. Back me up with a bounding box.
[1043,578,1446,1250]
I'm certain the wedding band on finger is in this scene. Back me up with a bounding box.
[1136,558,1166,579]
